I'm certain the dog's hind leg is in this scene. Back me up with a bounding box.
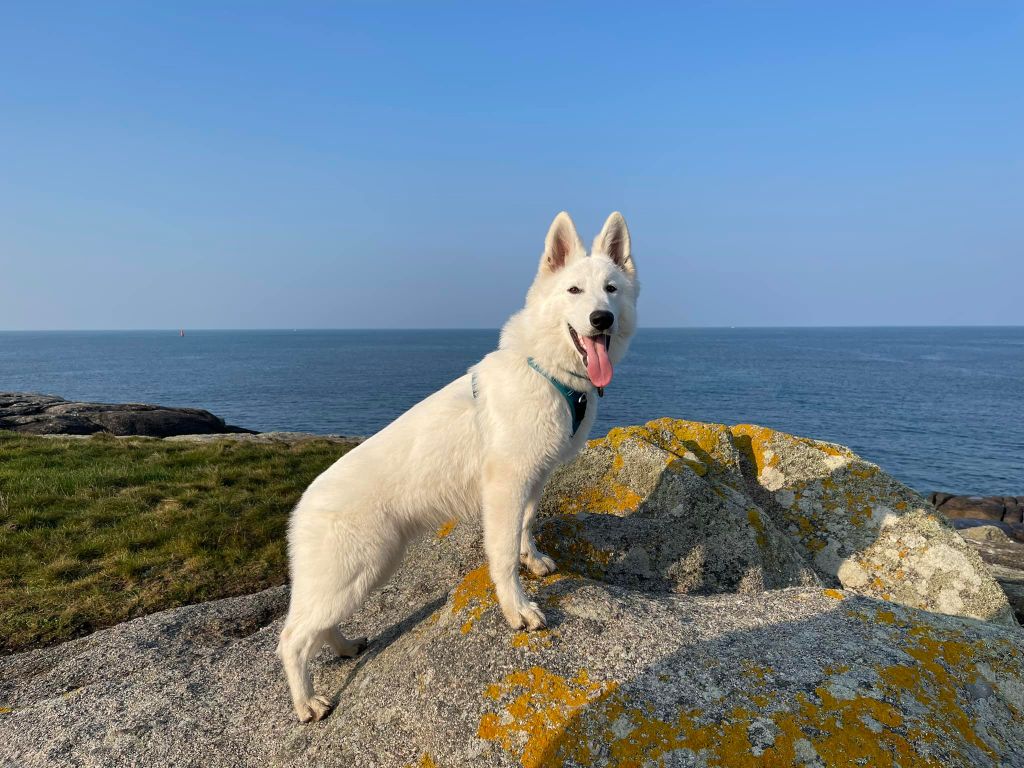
[277,621,335,722]
[325,626,367,659]
[278,531,406,722]
[519,491,557,577]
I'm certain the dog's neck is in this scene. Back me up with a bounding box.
[499,309,594,392]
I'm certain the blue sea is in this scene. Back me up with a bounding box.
[1,328,1021,496]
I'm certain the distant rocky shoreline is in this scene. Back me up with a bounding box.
[0,391,364,444]
[0,392,253,438]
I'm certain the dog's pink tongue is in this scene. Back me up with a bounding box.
[581,336,613,388]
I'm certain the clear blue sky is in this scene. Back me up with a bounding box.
[1,3,1021,329]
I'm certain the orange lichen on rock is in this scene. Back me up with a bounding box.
[746,508,769,551]
[644,418,733,465]
[574,420,734,518]
[478,667,618,768]
[435,519,457,539]
[450,565,496,634]
[730,423,783,475]
[478,625,1004,768]
[535,518,613,578]
[560,480,644,517]
[511,630,553,651]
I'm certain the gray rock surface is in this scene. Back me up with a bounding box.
[953,521,1024,625]
[0,392,253,437]
[2,419,1022,767]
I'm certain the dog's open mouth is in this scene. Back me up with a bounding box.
[569,326,613,388]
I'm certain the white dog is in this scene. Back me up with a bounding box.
[277,211,638,721]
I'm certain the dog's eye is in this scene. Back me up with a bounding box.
[567,286,583,295]
[605,285,617,293]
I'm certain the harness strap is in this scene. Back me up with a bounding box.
[471,360,587,437]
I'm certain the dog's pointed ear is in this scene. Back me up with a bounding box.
[593,212,635,277]
[539,211,585,275]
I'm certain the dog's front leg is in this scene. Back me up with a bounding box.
[481,464,546,631]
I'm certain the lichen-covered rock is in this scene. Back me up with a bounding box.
[1,420,1021,767]
[541,419,1014,626]
[535,422,819,595]
[3,579,1022,767]
[953,521,1024,625]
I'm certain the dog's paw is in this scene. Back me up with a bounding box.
[296,694,334,723]
[502,600,547,631]
[521,551,557,577]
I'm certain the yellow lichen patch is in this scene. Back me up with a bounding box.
[788,509,828,553]
[894,626,993,757]
[823,588,845,600]
[647,419,732,463]
[553,689,923,768]
[824,664,850,675]
[0,706,11,714]
[559,480,644,517]
[560,427,654,517]
[478,667,618,768]
[535,518,613,579]
[512,629,553,651]
[435,519,457,539]
[741,661,773,686]
[450,565,496,634]
[730,424,782,475]
[406,755,438,768]
[845,490,874,527]
[669,454,708,477]
[564,419,740,519]
[766,689,923,768]
[480,628,1009,768]
[850,465,880,480]
[746,508,769,551]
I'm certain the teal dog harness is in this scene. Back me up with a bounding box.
[471,358,588,437]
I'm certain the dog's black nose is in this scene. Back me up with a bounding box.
[590,310,614,331]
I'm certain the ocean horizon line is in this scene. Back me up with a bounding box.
[2,324,1023,334]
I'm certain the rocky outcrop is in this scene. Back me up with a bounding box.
[930,492,1024,525]
[927,492,1024,624]
[952,521,1024,625]
[1,420,1021,767]
[0,392,253,437]
[539,420,1013,624]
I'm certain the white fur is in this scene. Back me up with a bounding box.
[277,212,639,721]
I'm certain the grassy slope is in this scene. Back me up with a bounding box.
[0,432,356,653]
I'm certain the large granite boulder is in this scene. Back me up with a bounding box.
[926,491,1024,625]
[541,419,1013,625]
[1,420,1021,767]
[0,392,252,437]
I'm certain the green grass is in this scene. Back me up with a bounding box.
[0,432,357,653]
